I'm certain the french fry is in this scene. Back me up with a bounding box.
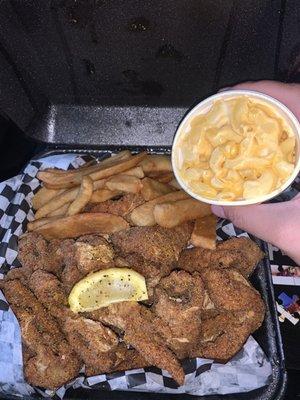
[48,203,69,217]
[130,191,189,226]
[90,189,122,203]
[124,166,144,179]
[35,187,80,219]
[27,216,60,231]
[153,199,211,228]
[37,151,130,187]
[141,177,175,201]
[35,213,129,240]
[67,176,94,216]
[105,175,142,194]
[39,152,146,189]
[190,215,217,250]
[139,155,172,174]
[34,178,107,219]
[32,187,65,210]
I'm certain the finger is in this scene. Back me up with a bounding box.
[227,80,300,120]
[211,202,291,247]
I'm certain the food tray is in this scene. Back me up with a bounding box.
[0,146,287,400]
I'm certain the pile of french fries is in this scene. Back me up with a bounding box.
[30,151,217,247]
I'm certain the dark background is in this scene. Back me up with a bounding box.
[0,0,299,398]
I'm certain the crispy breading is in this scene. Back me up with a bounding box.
[152,271,204,359]
[61,264,84,294]
[18,233,63,276]
[87,302,185,386]
[190,311,254,361]
[85,344,149,376]
[74,235,115,273]
[2,280,81,389]
[58,235,115,293]
[29,270,67,307]
[111,222,193,267]
[86,193,144,222]
[178,237,264,277]
[201,268,265,330]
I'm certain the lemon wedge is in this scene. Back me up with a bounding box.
[68,268,148,313]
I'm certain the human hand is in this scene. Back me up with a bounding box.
[211,80,300,264]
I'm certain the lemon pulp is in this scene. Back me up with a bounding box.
[68,267,148,313]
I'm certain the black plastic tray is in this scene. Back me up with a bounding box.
[9,146,285,400]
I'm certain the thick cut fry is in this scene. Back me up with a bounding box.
[90,189,121,203]
[155,172,175,183]
[124,166,144,179]
[38,152,146,189]
[141,178,175,201]
[32,187,65,210]
[35,188,80,219]
[35,213,129,239]
[34,179,106,219]
[48,203,69,217]
[37,152,129,188]
[27,216,60,231]
[190,215,217,249]
[153,199,212,228]
[105,175,142,194]
[139,155,172,174]
[67,176,94,216]
[130,191,189,226]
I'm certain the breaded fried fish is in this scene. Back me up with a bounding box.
[178,237,264,277]
[2,279,81,389]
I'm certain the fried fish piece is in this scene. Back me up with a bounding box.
[178,237,264,277]
[152,271,204,359]
[58,235,115,293]
[74,235,115,274]
[85,344,149,377]
[29,270,67,307]
[18,233,63,276]
[201,268,265,331]
[2,279,81,389]
[87,193,145,222]
[111,222,193,268]
[88,302,185,385]
[190,311,255,361]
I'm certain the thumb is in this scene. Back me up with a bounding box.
[211,201,298,250]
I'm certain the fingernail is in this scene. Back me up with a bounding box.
[218,86,231,93]
[211,205,226,218]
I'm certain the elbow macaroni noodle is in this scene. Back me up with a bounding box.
[174,96,296,201]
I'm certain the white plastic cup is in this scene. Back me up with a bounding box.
[172,90,300,206]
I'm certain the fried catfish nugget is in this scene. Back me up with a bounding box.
[2,279,81,389]
[74,235,114,274]
[18,232,63,277]
[153,271,204,359]
[59,235,115,293]
[87,193,145,222]
[201,268,265,331]
[190,311,255,361]
[88,302,185,385]
[111,222,193,267]
[178,237,264,277]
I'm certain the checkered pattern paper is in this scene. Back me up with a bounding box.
[0,153,274,398]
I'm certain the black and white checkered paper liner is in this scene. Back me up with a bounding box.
[0,152,288,398]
